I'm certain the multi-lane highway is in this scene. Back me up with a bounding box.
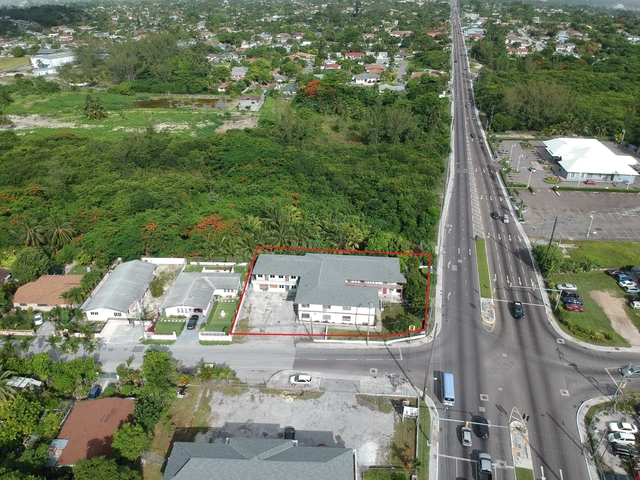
[429,5,639,480]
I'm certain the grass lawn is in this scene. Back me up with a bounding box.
[0,56,29,70]
[549,271,631,347]
[516,467,535,480]
[475,238,492,298]
[389,398,418,469]
[562,241,640,268]
[66,264,101,275]
[154,321,185,335]
[184,265,203,272]
[234,265,248,283]
[204,299,238,332]
[363,471,409,480]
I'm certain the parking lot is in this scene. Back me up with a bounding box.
[498,141,640,242]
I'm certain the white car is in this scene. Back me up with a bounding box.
[608,422,639,434]
[557,283,577,292]
[34,313,44,326]
[625,286,640,294]
[631,301,640,310]
[619,280,637,289]
[289,374,312,385]
[607,432,637,445]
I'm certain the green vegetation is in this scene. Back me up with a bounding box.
[356,395,394,414]
[516,467,535,480]
[389,398,421,471]
[205,300,238,332]
[417,400,430,480]
[475,237,492,298]
[364,470,409,480]
[561,241,640,267]
[0,56,29,70]
[549,271,629,347]
[154,321,185,335]
[556,186,638,193]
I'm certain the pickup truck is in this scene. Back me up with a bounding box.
[477,452,493,480]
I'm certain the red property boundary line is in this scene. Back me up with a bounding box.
[229,246,432,338]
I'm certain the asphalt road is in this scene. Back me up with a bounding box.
[432,6,639,480]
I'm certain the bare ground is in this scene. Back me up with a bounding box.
[215,115,258,132]
[3,114,77,130]
[590,290,640,345]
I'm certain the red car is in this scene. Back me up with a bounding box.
[565,303,585,312]
[585,179,596,185]
[634,469,640,480]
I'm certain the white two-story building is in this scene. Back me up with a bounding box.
[250,253,406,326]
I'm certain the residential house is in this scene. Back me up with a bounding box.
[231,66,249,81]
[507,47,528,56]
[321,63,340,70]
[13,275,83,312]
[48,398,135,467]
[0,268,10,283]
[250,253,406,326]
[238,94,265,111]
[58,33,73,43]
[379,84,405,92]
[162,271,241,317]
[390,30,413,38]
[164,439,356,480]
[206,53,226,63]
[217,82,229,93]
[555,43,575,53]
[544,138,638,183]
[365,63,386,75]
[353,73,380,85]
[344,52,365,60]
[82,260,156,322]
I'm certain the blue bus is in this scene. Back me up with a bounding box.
[442,373,455,406]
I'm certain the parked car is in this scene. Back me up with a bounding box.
[565,303,585,312]
[608,422,639,434]
[616,274,632,283]
[631,300,640,310]
[512,301,524,319]
[585,179,597,185]
[461,426,472,447]
[284,427,296,440]
[33,313,44,326]
[607,432,637,445]
[625,286,640,294]
[186,314,199,330]
[562,292,579,299]
[619,280,637,289]
[562,296,584,306]
[607,270,624,277]
[634,468,640,480]
[620,365,640,377]
[289,374,312,385]
[477,452,493,480]
[611,443,638,458]
[87,385,101,399]
[491,211,499,220]
[193,308,203,313]
[556,283,577,292]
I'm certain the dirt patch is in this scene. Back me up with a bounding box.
[199,388,395,465]
[3,114,77,130]
[215,115,258,132]
[590,290,640,345]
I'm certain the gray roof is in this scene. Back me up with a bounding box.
[162,272,241,310]
[252,254,405,307]
[231,66,249,74]
[82,260,155,313]
[164,439,354,480]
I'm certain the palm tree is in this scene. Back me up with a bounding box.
[19,338,31,354]
[0,367,16,403]
[45,214,75,250]
[84,95,108,120]
[61,287,84,307]
[46,335,59,361]
[10,216,45,247]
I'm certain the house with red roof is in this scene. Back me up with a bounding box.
[13,275,83,312]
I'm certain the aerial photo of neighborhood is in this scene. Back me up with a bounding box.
[0,0,639,479]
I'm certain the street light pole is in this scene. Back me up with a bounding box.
[516,153,522,172]
[526,168,535,188]
[509,143,515,162]
[586,211,596,238]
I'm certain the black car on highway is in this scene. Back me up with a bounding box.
[474,416,489,438]
[512,301,524,319]
[491,211,499,220]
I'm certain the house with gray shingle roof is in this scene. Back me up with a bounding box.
[163,438,356,480]
[250,254,405,325]
[162,272,241,317]
[82,260,156,322]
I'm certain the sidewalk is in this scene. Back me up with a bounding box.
[576,396,613,480]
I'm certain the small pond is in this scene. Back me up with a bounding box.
[134,98,226,109]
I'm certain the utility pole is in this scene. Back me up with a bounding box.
[544,216,558,266]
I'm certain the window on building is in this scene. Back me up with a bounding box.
[301,304,310,308]
[342,316,351,322]
[343,306,351,310]
[323,305,331,309]
[114,312,122,317]
[322,315,331,321]
[278,275,284,279]
[301,313,310,319]
[90,311,98,316]
[20,303,27,306]
[37,303,47,307]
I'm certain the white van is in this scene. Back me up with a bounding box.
[607,432,637,446]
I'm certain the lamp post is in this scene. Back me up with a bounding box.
[509,143,515,162]
[621,129,626,145]
[516,153,523,172]
[526,168,535,188]
[586,212,596,238]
